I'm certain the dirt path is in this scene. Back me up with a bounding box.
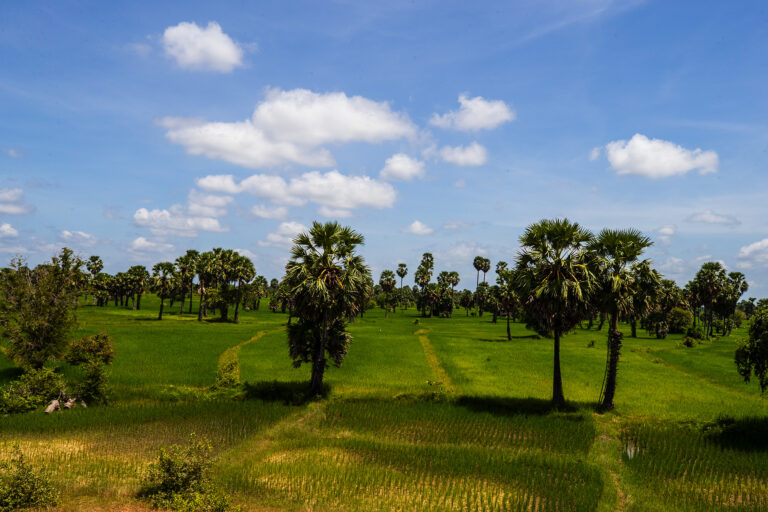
[414,328,457,393]
[215,328,282,386]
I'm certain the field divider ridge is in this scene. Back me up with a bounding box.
[414,328,457,393]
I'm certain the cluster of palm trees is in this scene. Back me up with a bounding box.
[85,249,269,323]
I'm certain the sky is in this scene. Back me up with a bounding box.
[1,1,768,295]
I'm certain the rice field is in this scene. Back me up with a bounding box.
[1,297,767,511]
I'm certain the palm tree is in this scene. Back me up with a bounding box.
[515,218,594,408]
[590,228,652,412]
[284,221,371,396]
[496,262,518,340]
[473,256,484,290]
[232,254,256,324]
[152,262,176,320]
[415,253,434,317]
[196,252,216,321]
[126,265,149,310]
[396,263,408,289]
[379,270,397,319]
[481,257,491,282]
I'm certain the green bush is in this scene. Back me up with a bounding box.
[140,435,238,512]
[668,307,693,334]
[66,331,115,365]
[680,337,699,348]
[77,360,109,404]
[0,367,64,414]
[686,326,705,340]
[0,448,59,511]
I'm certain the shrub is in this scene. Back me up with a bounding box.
[680,337,699,348]
[686,326,705,340]
[77,360,109,404]
[0,368,64,414]
[0,448,59,511]
[667,307,693,334]
[66,331,115,365]
[140,434,238,512]
[733,309,747,328]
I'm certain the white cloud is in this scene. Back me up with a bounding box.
[186,189,233,217]
[234,248,258,261]
[134,206,227,237]
[59,230,96,247]
[658,224,676,244]
[162,88,416,169]
[738,239,768,264]
[430,94,515,131]
[318,206,353,218]
[133,189,232,238]
[259,221,308,247]
[659,256,685,275]
[589,147,601,161]
[379,153,425,181]
[0,223,18,238]
[443,220,472,231]
[251,204,288,220]
[604,134,718,178]
[6,149,22,158]
[0,188,34,215]
[131,237,174,253]
[403,220,434,235]
[454,178,467,188]
[203,170,396,215]
[439,142,488,166]
[163,21,243,72]
[196,174,241,194]
[687,210,740,226]
[440,242,487,263]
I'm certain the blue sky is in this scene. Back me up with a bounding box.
[1,0,767,295]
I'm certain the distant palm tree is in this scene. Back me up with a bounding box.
[379,270,397,318]
[284,221,371,396]
[516,218,594,408]
[396,263,408,289]
[232,254,256,324]
[481,257,491,283]
[152,262,176,320]
[590,228,652,412]
[196,252,216,321]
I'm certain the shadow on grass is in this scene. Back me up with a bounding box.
[705,416,768,451]
[0,366,23,385]
[243,380,329,406]
[455,395,592,417]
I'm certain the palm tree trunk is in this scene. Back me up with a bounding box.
[189,289,194,313]
[179,294,185,315]
[310,313,328,396]
[552,328,565,407]
[158,296,165,320]
[234,283,241,324]
[197,288,204,322]
[630,320,637,338]
[506,313,511,340]
[600,312,622,411]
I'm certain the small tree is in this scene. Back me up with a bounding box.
[379,270,397,319]
[0,249,82,369]
[735,308,768,393]
[152,262,176,321]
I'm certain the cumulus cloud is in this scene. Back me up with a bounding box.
[199,170,396,215]
[251,204,288,220]
[659,256,685,275]
[259,221,308,247]
[603,134,718,178]
[0,223,18,238]
[131,237,174,253]
[439,142,488,166]
[379,153,425,181]
[59,230,96,247]
[738,239,768,265]
[133,190,231,237]
[658,224,676,244]
[589,147,601,161]
[162,88,416,169]
[318,206,353,218]
[440,242,487,263]
[687,210,740,226]
[403,220,434,235]
[163,21,243,72]
[0,188,35,215]
[430,94,515,131]
[234,248,258,261]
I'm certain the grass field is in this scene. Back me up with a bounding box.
[1,296,767,511]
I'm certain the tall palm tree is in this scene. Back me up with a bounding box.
[152,262,176,320]
[396,263,408,289]
[232,254,256,324]
[515,218,594,408]
[473,256,484,290]
[196,252,216,321]
[284,221,371,396]
[590,228,652,412]
[481,257,491,283]
[379,270,397,319]
[496,263,518,340]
